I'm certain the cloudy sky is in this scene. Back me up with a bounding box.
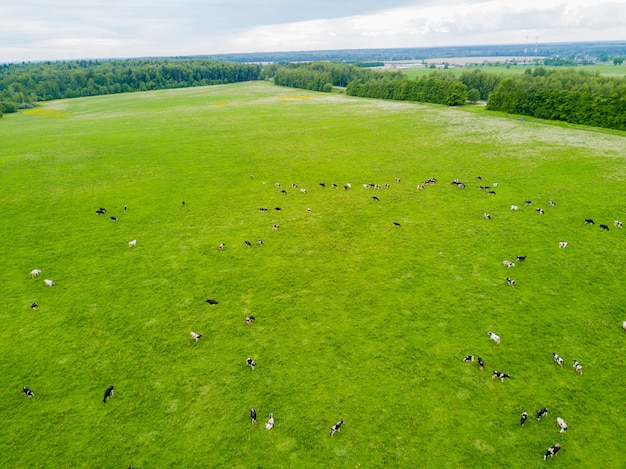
[1,0,625,62]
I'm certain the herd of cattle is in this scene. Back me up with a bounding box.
[23,174,624,463]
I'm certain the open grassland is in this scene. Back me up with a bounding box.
[1,81,625,468]
[401,63,626,79]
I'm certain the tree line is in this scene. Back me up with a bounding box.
[0,58,261,113]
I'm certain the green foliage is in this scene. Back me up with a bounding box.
[467,88,481,103]
[0,101,18,113]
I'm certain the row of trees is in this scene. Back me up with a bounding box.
[486,68,626,130]
[0,59,261,110]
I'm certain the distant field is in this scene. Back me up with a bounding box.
[1,81,625,468]
[401,63,626,79]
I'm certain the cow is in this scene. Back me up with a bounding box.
[103,385,114,403]
[525,200,532,205]
[250,408,257,424]
[96,207,106,215]
[488,191,496,195]
[330,419,345,437]
[259,207,268,212]
[306,208,311,213]
[507,277,515,287]
[372,196,379,202]
[246,358,256,369]
[272,224,280,230]
[275,183,281,188]
[599,224,609,231]
[573,360,583,376]
[245,240,252,247]
[300,188,307,194]
[536,208,544,214]
[484,213,491,220]
[477,357,484,371]
[552,352,564,367]
[492,183,498,188]
[344,183,352,190]
[292,183,297,188]
[182,201,186,208]
[44,279,55,287]
[280,190,287,195]
[520,411,528,427]
[510,205,519,211]
[463,355,475,362]
[559,242,568,249]
[536,407,548,421]
[516,256,526,262]
[417,185,424,190]
[543,444,561,460]
[615,220,623,228]
[487,331,501,344]
[246,315,255,325]
[623,320,626,332]
[549,200,556,207]
[319,183,326,187]
[332,183,338,189]
[384,184,390,189]
[110,216,118,221]
[503,260,515,268]
[206,299,218,305]
[557,417,568,433]
[492,371,511,382]
[219,243,225,251]
[393,222,401,227]
[476,176,482,180]
[30,269,42,278]
[23,387,34,398]
[258,239,264,246]
[31,302,38,309]
[128,239,136,247]
[190,332,203,342]
[265,413,274,430]
[584,219,595,225]
[124,205,127,212]
[274,207,282,211]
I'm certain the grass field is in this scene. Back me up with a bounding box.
[401,63,626,79]
[1,81,625,468]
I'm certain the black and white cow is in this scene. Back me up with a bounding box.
[487,331,501,344]
[477,357,484,371]
[23,387,34,398]
[191,332,203,342]
[543,444,561,460]
[246,315,255,325]
[103,385,114,403]
[245,240,252,247]
[536,407,548,421]
[463,355,475,362]
[520,411,528,427]
[516,255,527,262]
[492,371,511,382]
[250,407,257,424]
[599,224,609,231]
[246,358,256,370]
[573,360,583,376]
[557,417,568,433]
[330,419,345,437]
[552,352,564,367]
[206,299,218,305]
[584,219,595,225]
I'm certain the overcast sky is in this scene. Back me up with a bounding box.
[1,0,625,62]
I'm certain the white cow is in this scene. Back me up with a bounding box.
[559,242,568,249]
[128,239,137,247]
[44,279,55,287]
[557,417,568,433]
[503,260,515,268]
[487,331,501,345]
[265,413,274,430]
[30,269,42,278]
[510,205,519,211]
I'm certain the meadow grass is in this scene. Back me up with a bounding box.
[1,81,625,468]
[401,63,626,79]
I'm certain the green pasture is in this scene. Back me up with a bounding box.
[1,81,625,468]
[401,63,626,79]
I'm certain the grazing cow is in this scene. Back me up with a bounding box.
[492,183,498,188]
[476,176,482,180]
[557,417,568,433]
[363,184,369,189]
[291,183,297,188]
[110,216,118,221]
[536,208,544,214]
[319,183,326,187]
[190,332,203,342]
[30,269,42,278]
[280,190,287,195]
[330,419,345,437]
[246,358,256,369]
[31,302,38,309]
[300,188,307,194]
[573,360,583,376]
[44,279,55,287]
[510,205,519,211]
[584,219,595,225]
[477,357,484,371]
[124,205,127,212]
[478,185,489,191]
[265,413,274,430]
[275,183,281,188]
[492,370,511,382]
[549,200,556,207]
[259,207,268,212]
[128,239,136,247]
[384,184,390,189]
[393,222,401,227]
[206,299,218,305]
[536,407,548,421]
[463,355,475,362]
[372,196,379,202]
[552,352,564,367]
[525,200,532,205]
[23,387,34,398]
[520,411,528,427]
[245,240,252,247]
[306,208,311,213]
[246,315,255,325]
[599,224,609,231]
[332,183,338,189]
[484,213,491,220]
[344,183,351,189]
[516,255,526,262]
[250,408,257,424]
[543,444,561,460]
[487,331,501,344]
[219,243,225,251]
[615,220,623,228]
[272,224,280,230]
[274,207,282,211]
[258,239,264,246]
[503,260,515,268]
[96,207,107,215]
[103,385,114,403]
[488,191,496,195]
[559,242,568,249]
[506,277,515,287]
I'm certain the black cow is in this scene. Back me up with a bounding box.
[206,299,218,305]
[599,224,609,230]
[103,385,114,403]
[584,219,595,224]
[110,216,118,221]
[516,255,526,262]
[393,222,401,227]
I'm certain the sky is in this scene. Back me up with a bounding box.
[1,0,625,62]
